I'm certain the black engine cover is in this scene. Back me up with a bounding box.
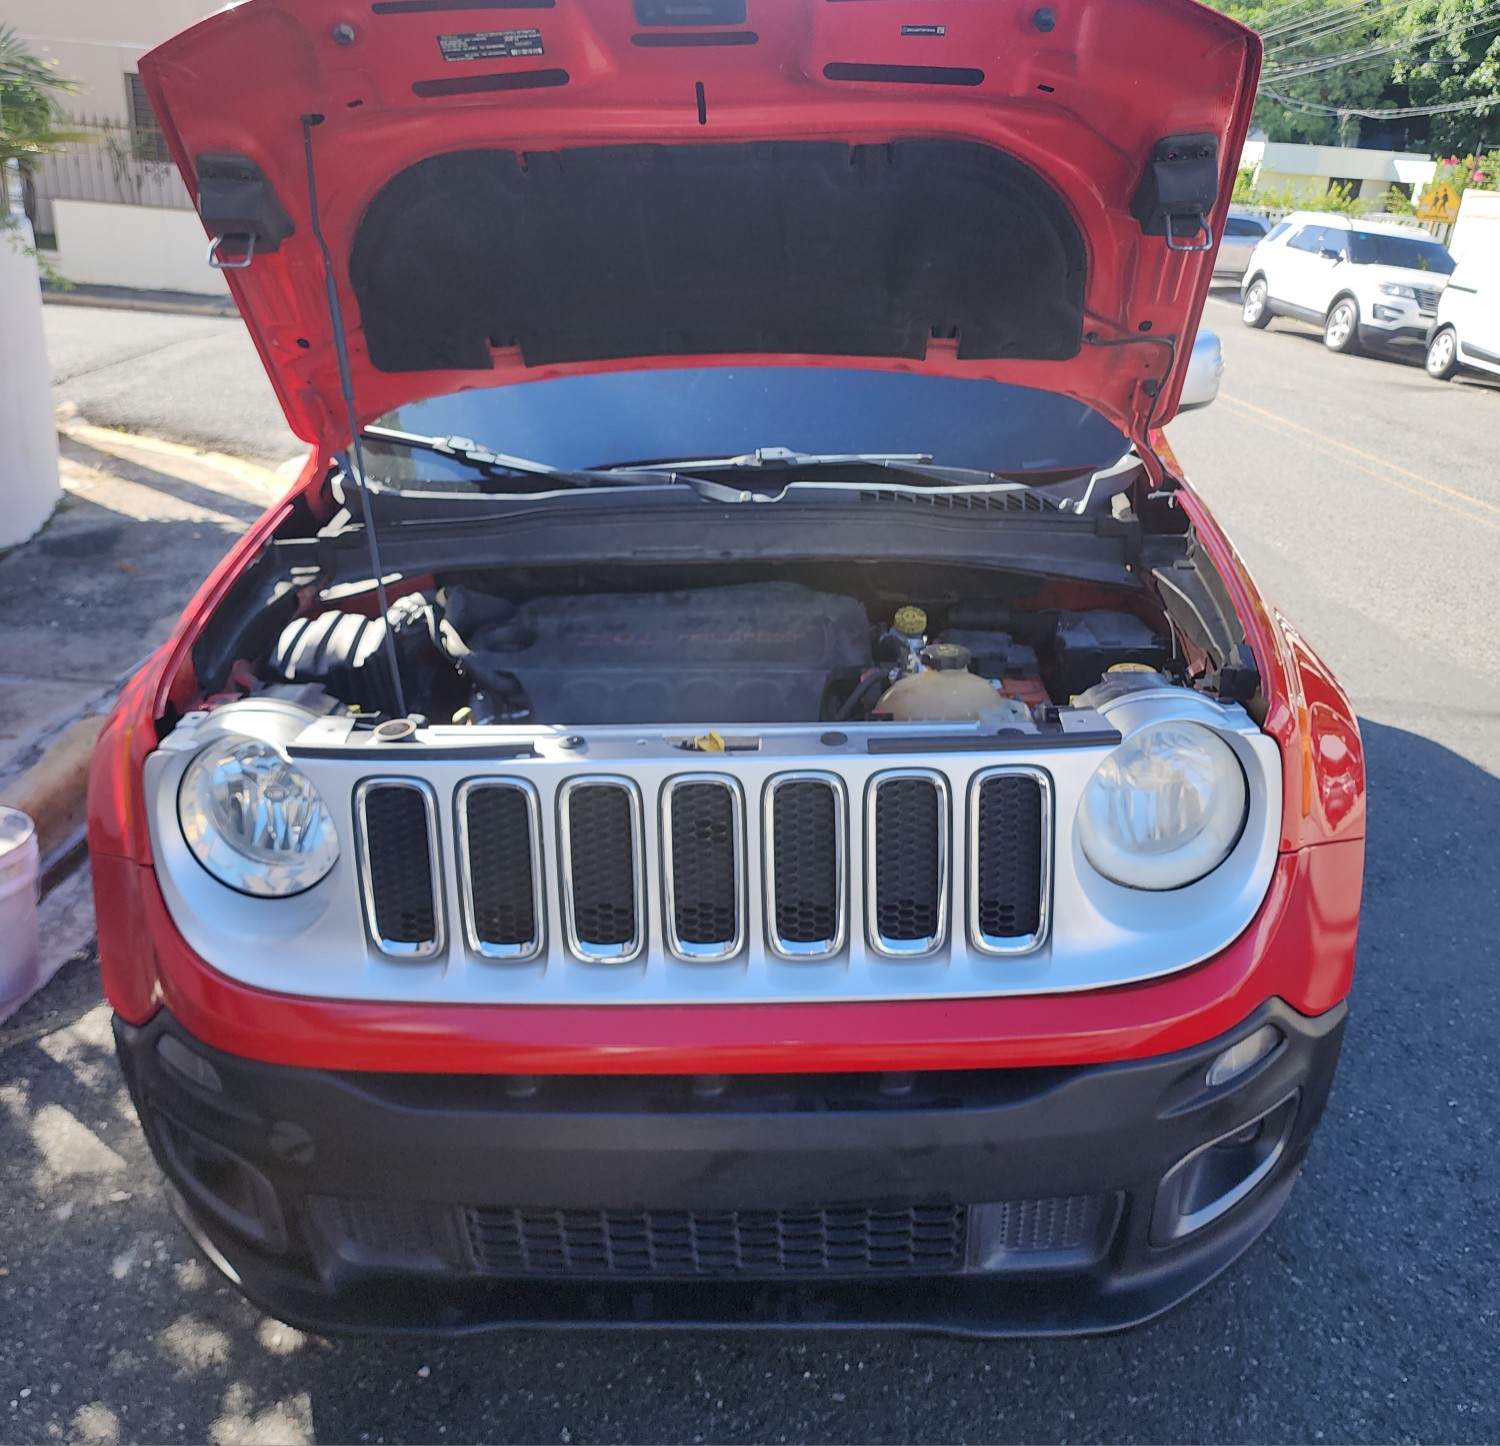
[445,582,871,725]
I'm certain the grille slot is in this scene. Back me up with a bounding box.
[867,772,949,956]
[458,781,543,959]
[663,777,744,959]
[356,781,442,957]
[560,779,645,960]
[970,770,1049,953]
[765,775,846,956]
[466,1204,967,1279]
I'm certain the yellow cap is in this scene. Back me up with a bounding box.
[1107,662,1157,673]
[893,606,928,637]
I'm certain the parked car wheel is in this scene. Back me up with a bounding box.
[1241,277,1271,329]
[1323,297,1361,354]
[1425,326,1460,380]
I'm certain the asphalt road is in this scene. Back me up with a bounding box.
[4,295,1499,1444]
[43,305,303,467]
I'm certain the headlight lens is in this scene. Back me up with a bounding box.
[1078,722,1248,890]
[1377,283,1416,299]
[178,740,339,896]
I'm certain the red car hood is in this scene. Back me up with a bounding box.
[141,0,1259,450]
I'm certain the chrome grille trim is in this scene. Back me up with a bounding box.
[865,770,949,958]
[763,773,848,959]
[967,767,1053,956]
[354,778,444,960]
[557,776,647,963]
[661,775,746,961]
[455,778,545,961]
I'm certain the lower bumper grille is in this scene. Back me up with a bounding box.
[466,1204,968,1278]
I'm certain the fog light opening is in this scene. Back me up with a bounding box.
[1151,1092,1299,1245]
[1205,1024,1282,1088]
[156,1114,288,1254]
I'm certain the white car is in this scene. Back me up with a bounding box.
[1215,211,1273,279]
[1425,254,1500,381]
[1240,211,1456,354]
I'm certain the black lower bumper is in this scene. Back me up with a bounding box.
[114,999,1345,1338]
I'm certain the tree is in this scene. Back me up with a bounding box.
[0,25,80,219]
[1214,0,1393,143]
[1387,0,1500,153]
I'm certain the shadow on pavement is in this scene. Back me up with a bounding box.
[0,718,1496,1444]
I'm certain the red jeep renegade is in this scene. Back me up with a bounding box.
[88,0,1364,1336]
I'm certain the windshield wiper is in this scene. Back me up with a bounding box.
[361,425,672,492]
[597,445,1020,488]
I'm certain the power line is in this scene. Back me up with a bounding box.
[1264,0,1415,54]
[1259,83,1500,116]
[1266,11,1500,80]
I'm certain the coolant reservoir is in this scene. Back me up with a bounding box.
[876,644,1016,722]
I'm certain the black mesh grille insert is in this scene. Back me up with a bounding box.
[770,780,841,947]
[975,774,1044,941]
[987,1194,1108,1254]
[668,782,739,948]
[873,777,944,944]
[566,784,638,949]
[467,1204,966,1278]
[464,785,538,950]
[361,785,437,947]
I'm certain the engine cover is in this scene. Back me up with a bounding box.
[444,582,871,725]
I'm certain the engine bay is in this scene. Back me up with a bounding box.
[262,570,1182,729]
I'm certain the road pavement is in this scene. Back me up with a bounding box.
[3,295,1498,1444]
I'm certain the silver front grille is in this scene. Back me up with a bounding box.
[456,779,544,960]
[866,771,949,958]
[355,764,1053,979]
[558,777,646,962]
[662,775,745,960]
[1416,286,1441,312]
[356,779,443,958]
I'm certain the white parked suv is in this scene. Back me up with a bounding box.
[1240,211,1456,354]
[1425,254,1500,381]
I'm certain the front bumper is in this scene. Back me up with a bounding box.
[115,997,1345,1337]
[1363,300,1438,344]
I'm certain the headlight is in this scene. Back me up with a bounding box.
[1377,283,1416,299]
[1078,722,1248,890]
[178,739,339,896]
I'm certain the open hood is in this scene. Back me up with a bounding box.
[141,0,1259,449]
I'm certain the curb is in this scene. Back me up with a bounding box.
[42,285,238,320]
[0,714,106,877]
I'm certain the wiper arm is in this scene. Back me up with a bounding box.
[361,425,670,492]
[599,445,1019,488]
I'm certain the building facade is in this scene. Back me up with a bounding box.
[11,1,229,295]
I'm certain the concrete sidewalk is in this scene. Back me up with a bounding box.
[0,422,295,869]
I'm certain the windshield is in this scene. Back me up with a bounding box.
[368,367,1128,489]
[1345,231,1455,274]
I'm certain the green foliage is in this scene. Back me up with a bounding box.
[1206,0,1500,153]
[1233,179,1371,215]
[1214,0,1392,143]
[0,25,81,185]
[1380,185,1417,215]
[1387,0,1500,154]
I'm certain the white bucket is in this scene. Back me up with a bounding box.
[0,807,42,1021]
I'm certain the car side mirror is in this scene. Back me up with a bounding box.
[1320,247,1344,262]
[1178,329,1224,412]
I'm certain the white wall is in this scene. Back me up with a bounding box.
[0,221,63,547]
[49,200,228,296]
[8,0,224,120]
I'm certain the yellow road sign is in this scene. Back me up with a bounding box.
[1417,180,1460,223]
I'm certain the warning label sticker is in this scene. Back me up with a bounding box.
[438,29,545,63]
[900,24,947,35]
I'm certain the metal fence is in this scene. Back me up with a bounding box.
[26,116,192,241]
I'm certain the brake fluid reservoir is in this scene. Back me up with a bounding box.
[876,644,1011,721]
